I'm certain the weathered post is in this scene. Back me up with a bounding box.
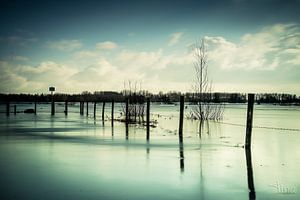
[93,102,96,118]
[14,105,17,115]
[86,102,89,116]
[6,102,10,116]
[126,98,129,139]
[245,94,255,149]
[178,95,185,172]
[51,101,55,115]
[34,101,37,115]
[178,96,184,145]
[82,101,84,116]
[79,101,84,115]
[146,98,150,141]
[65,100,68,116]
[102,101,105,122]
[111,100,114,126]
[49,86,55,115]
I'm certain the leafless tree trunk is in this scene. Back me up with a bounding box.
[190,38,224,123]
[122,80,146,124]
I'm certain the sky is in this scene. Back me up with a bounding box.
[0,0,300,95]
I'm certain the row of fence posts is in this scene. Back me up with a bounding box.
[5,101,38,115]
[4,94,255,149]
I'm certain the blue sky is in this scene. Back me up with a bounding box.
[1,0,300,94]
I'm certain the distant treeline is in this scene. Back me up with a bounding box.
[0,91,299,104]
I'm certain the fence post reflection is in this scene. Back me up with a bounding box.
[179,145,185,172]
[245,148,256,199]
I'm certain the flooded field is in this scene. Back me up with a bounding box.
[0,103,299,200]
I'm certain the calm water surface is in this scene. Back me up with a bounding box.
[0,103,299,200]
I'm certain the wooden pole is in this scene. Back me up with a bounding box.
[80,101,84,115]
[82,102,84,116]
[51,95,55,115]
[126,98,129,139]
[93,102,96,118]
[86,102,89,116]
[146,98,150,141]
[245,94,255,149]
[178,96,185,172]
[65,100,68,116]
[102,101,105,122]
[178,96,184,145]
[14,105,16,115]
[111,100,114,126]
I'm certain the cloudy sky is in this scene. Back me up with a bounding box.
[0,0,300,94]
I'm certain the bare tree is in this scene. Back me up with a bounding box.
[190,38,224,121]
[122,80,146,124]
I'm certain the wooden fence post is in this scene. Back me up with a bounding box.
[65,100,68,116]
[178,96,184,145]
[51,96,55,116]
[86,102,89,116]
[146,98,150,141]
[245,94,255,149]
[111,100,114,126]
[102,101,105,122]
[80,101,84,116]
[126,98,129,139]
[93,102,96,118]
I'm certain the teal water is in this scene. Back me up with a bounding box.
[0,103,299,200]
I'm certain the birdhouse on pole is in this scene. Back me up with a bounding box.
[49,86,55,95]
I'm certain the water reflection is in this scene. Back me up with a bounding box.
[198,120,203,138]
[146,141,150,160]
[245,148,256,200]
[197,120,211,139]
[125,123,129,140]
[111,126,114,137]
[179,144,184,172]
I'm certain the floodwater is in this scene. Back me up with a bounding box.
[0,103,299,200]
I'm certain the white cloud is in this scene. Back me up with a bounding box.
[96,41,118,50]
[46,39,82,51]
[116,48,193,70]
[70,58,145,91]
[73,50,97,59]
[168,32,183,46]
[205,23,300,70]
[117,49,163,70]
[0,60,78,93]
